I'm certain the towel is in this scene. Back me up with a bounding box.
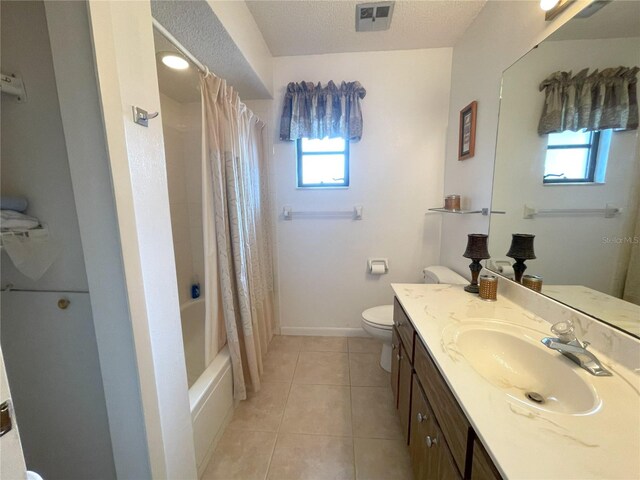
[0,196,28,212]
[1,209,40,231]
[2,228,60,280]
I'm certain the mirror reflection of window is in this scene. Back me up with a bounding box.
[543,129,612,184]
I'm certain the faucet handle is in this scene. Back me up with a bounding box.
[551,320,575,343]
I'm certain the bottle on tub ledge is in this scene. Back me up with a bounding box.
[191,276,201,299]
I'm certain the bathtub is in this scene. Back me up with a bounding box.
[180,299,234,476]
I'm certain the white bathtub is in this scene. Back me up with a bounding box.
[180,299,234,476]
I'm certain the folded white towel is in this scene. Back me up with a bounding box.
[1,209,40,231]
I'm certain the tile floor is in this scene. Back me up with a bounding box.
[202,335,412,480]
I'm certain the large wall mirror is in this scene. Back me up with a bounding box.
[488,1,640,338]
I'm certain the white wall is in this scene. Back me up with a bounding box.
[271,48,452,334]
[0,2,116,478]
[160,94,204,306]
[490,38,640,295]
[440,0,591,277]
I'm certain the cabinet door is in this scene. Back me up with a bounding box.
[471,438,502,480]
[391,327,401,408]
[398,342,412,444]
[410,375,461,480]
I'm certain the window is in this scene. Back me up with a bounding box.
[543,129,611,184]
[296,137,349,188]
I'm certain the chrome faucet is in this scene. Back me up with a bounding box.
[541,320,612,377]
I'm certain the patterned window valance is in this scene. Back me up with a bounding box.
[279,81,367,141]
[538,66,639,135]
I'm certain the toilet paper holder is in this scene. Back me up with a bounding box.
[368,258,389,275]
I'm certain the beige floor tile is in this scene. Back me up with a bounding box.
[262,351,299,383]
[300,335,348,352]
[228,382,291,432]
[267,433,355,480]
[293,351,350,385]
[354,437,412,480]
[351,386,403,439]
[280,384,352,436]
[269,335,302,353]
[349,353,389,387]
[202,429,277,480]
[348,337,382,354]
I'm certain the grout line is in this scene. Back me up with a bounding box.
[264,351,298,480]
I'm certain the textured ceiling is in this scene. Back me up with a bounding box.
[153,30,201,104]
[151,0,272,100]
[548,1,640,41]
[246,0,487,56]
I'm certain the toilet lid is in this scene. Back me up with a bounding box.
[362,305,394,327]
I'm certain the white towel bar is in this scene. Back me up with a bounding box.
[523,204,620,219]
[283,205,363,220]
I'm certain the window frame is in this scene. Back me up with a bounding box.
[543,130,601,184]
[296,137,350,188]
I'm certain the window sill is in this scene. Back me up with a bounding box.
[543,181,605,186]
[296,186,350,190]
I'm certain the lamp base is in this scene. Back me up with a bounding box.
[464,284,480,294]
[464,259,483,294]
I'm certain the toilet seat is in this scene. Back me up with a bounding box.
[362,305,393,330]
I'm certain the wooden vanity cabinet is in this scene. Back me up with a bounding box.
[392,297,503,480]
[410,375,461,480]
[391,327,401,407]
[398,341,413,442]
[392,298,416,444]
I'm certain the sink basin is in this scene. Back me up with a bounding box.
[443,320,601,415]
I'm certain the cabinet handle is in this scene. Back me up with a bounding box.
[391,344,396,351]
[396,354,402,360]
[425,435,438,448]
[416,412,427,423]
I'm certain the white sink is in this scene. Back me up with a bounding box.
[442,319,601,415]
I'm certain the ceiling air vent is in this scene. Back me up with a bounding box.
[356,2,395,32]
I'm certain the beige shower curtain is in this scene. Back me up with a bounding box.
[201,73,276,400]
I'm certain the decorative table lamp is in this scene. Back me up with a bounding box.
[462,234,491,293]
[506,234,536,283]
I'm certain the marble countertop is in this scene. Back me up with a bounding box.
[391,283,640,480]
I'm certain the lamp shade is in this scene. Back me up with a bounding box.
[506,234,536,260]
[463,234,490,260]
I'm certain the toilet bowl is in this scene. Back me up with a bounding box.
[362,305,394,372]
[361,266,467,372]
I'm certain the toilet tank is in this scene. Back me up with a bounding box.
[423,266,467,285]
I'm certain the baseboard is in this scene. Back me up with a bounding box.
[279,326,367,337]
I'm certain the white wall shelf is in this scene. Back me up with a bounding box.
[427,208,506,216]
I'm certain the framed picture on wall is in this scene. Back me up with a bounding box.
[458,101,477,160]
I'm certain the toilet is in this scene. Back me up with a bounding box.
[361,265,467,372]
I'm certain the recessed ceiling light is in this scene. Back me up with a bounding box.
[540,0,560,11]
[160,52,189,70]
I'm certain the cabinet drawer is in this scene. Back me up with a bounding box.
[410,375,461,480]
[414,339,470,476]
[393,297,415,362]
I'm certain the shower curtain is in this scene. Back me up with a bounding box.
[201,73,276,400]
